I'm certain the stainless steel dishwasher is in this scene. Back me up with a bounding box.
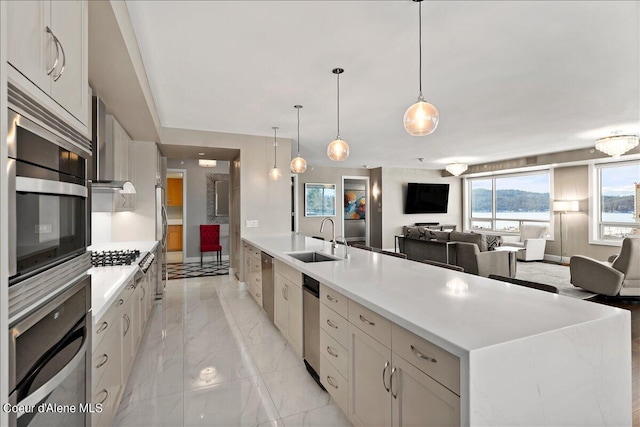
[261,252,274,322]
[303,274,325,390]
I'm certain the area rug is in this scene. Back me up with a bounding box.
[515,261,596,299]
[167,261,229,280]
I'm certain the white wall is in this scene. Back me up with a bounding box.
[296,166,370,240]
[160,127,292,270]
[381,168,463,249]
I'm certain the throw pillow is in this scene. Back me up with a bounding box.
[485,234,503,251]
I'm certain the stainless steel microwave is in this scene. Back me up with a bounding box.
[7,109,91,285]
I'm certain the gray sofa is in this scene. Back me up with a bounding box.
[399,228,514,278]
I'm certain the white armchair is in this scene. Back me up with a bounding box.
[501,224,547,261]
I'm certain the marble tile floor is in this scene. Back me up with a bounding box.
[114,275,352,427]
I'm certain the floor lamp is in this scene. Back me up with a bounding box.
[553,200,579,265]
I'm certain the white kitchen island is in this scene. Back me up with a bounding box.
[244,234,631,426]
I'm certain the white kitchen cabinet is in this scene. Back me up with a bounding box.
[6,0,89,128]
[349,323,392,426]
[121,294,135,382]
[92,322,121,427]
[106,115,133,182]
[391,354,460,427]
[273,271,302,356]
[348,315,461,427]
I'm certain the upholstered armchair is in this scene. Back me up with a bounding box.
[501,224,547,261]
[570,237,640,296]
[454,242,513,278]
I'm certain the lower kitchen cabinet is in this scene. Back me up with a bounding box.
[92,275,155,426]
[348,320,460,427]
[348,324,392,426]
[167,225,182,251]
[391,354,460,427]
[274,272,302,356]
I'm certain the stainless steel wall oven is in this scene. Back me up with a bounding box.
[8,275,91,427]
[7,108,90,285]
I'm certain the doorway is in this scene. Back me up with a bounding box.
[166,169,187,264]
[342,176,370,246]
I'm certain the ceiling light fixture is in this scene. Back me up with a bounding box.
[404,0,439,136]
[445,162,468,176]
[270,126,281,180]
[327,68,350,161]
[198,159,217,167]
[290,105,307,173]
[595,134,639,158]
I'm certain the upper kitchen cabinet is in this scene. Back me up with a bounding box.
[6,0,89,134]
[167,178,183,207]
[105,114,133,182]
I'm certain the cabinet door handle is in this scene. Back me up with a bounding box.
[326,294,338,303]
[123,314,130,336]
[96,354,109,369]
[140,286,146,301]
[359,314,375,326]
[390,366,398,399]
[326,319,338,329]
[326,376,339,389]
[382,361,390,392]
[116,298,124,307]
[45,27,59,76]
[281,285,286,300]
[411,345,437,363]
[283,284,288,301]
[96,389,109,405]
[52,35,66,81]
[326,346,338,358]
[97,321,108,334]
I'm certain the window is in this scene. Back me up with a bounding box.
[467,171,551,234]
[594,161,640,242]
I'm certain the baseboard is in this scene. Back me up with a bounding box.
[543,254,570,265]
[184,254,229,263]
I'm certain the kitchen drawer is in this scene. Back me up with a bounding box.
[320,329,348,379]
[251,257,261,272]
[93,287,128,350]
[320,283,348,318]
[92,320,120,389]
[250,281,262,307]
[320,355,348,414]
[250,271,262,290]
[274,259,302,286]
[320,303,349,348]
[392,324,460,395]
[348,299,391,348]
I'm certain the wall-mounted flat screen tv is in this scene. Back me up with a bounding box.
[405,183,449,214]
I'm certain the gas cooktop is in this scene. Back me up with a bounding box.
[91,250,141,267]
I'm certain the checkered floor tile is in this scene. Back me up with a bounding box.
[166,261,229,280]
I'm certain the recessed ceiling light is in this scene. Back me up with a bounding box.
[198,152,205,156]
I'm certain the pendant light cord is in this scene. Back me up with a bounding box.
[336,72,341,139]
[297,107,301,155]
[418,1,422,98]
[273,127,278,168]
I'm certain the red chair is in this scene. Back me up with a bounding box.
[200,224,222,266]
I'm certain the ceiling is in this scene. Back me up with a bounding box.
[159,145,239,161]
[126,1,639,169]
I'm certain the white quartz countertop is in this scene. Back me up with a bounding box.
[244,234,626,356]
[88,240,159,321]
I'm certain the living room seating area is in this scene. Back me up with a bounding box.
[398,227,514,278]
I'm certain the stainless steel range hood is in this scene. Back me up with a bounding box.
[91,97,136,193]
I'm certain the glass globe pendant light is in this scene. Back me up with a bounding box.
[404,0,439,136]
[269,126,282,180]
[327,68,350,161]
[290,105,307,173]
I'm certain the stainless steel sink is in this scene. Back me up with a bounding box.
[287,251,341,263]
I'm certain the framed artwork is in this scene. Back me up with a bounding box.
[206,173,229,223]
[305,183,336,217]
[344,189,366,219]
